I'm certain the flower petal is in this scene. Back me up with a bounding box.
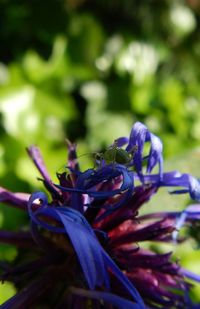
[0,187,29,210]
[102,250,145,308]
[28,192,109,290]
[27,146,51,183]
[126,122,163,180]
[55,164,134,203]
[0,230,35,248]
[55,209,109,289]
[70,286,141,309]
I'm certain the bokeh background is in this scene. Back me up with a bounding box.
[1,0,200,303]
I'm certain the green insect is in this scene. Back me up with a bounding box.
[96,141,138,167]
[62,141,138,171]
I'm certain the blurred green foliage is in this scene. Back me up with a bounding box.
[1,0,200,302]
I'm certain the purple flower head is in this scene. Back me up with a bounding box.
[0,122,200,308]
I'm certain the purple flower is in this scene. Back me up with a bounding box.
[0,121,200,308]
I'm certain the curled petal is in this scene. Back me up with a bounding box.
[55,209,109,290]
[147,133,163,179]
[126,122,163,180]
[55,165,134,202]
[28,192,144,305]
[188,176,200,201]
[28,192,109,290]
[113,137,129,147]
[167,174,200,202]
[126,122,148,177]
[140,172,200,203]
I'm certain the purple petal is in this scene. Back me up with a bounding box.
[55,164,134,202]
[96,185,157,231]
[0,187,29,210]
[55,209,109,290]
[188,176,200,201]
[169,175,200,201]
[126,122,148,178]
[180,268,200,283]
[70,286,141,309]
[102,250,145,308]
[27,147,60,196]
[113,137,129,147]
[117,251,173,271]
[27,146,51,182]
[140,171,200,202]
[126,122,163,180]
[28,192,64,233]
[28,192,109,290]
[28,192,144,306]
[172,204,200,241]
[0,230,35,248]
[147,133,163,179]
[110,219,174,246]
[1,255,60,282]
[139,205,200,230]
[0,276,52,309]
[66,139,80,171]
